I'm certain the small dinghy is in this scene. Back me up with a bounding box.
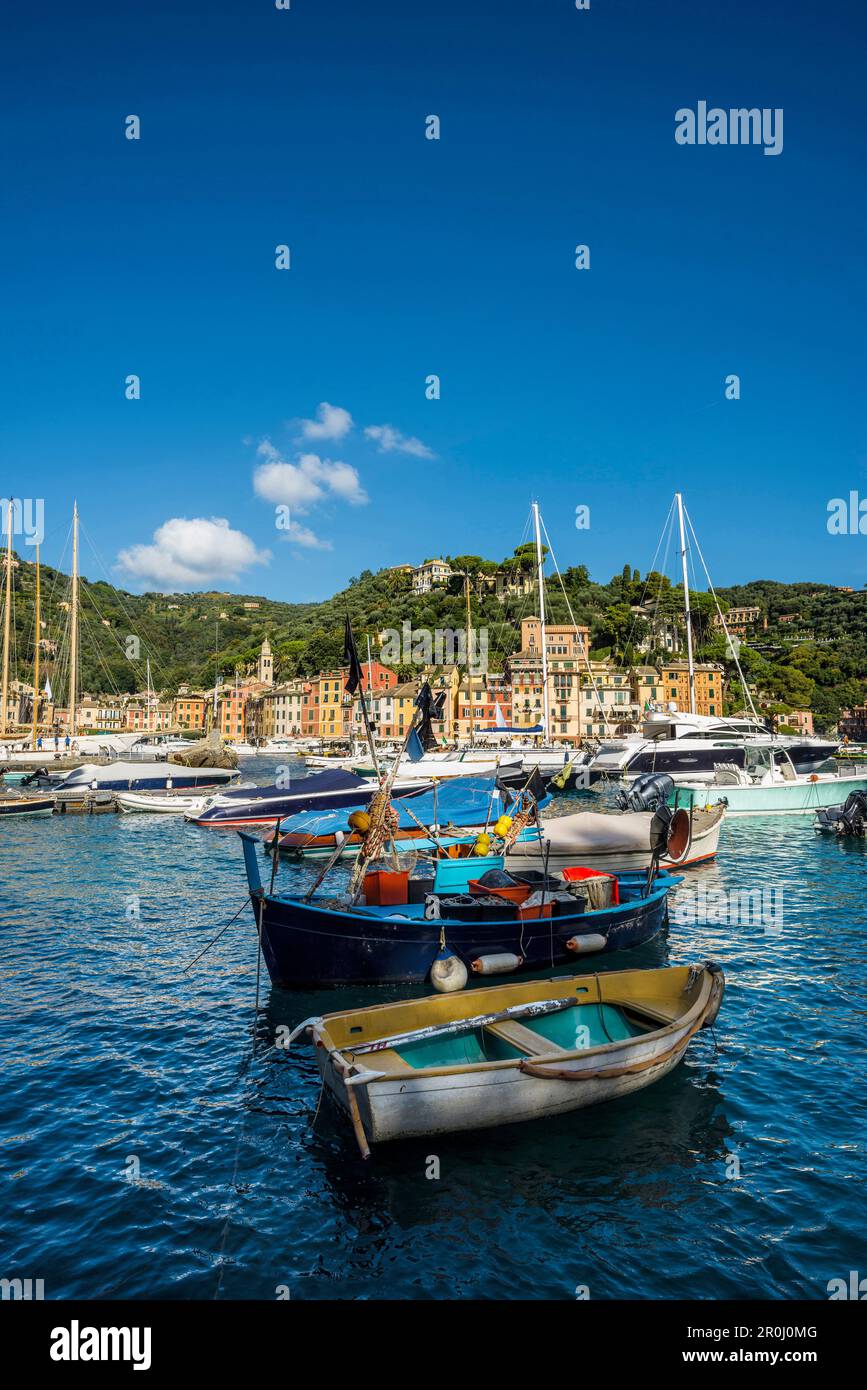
[290,962,725,1154]
[115,790,207,815]
[0,793,54,818]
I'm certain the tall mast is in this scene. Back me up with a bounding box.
[532,501,550,737]
[676,491,696,715]
[366,633,373,691]
[69,501,79,739]
[1,500,13,737]
[464,572,474,745]
[146,657,153,732]
[211,622,219,734]
[31,543,40,748]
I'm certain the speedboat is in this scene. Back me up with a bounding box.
[188,766,433,828]
[56,761,238,794]
[678,752,867,816]
[344,750,527,784]
[589,710,838,784]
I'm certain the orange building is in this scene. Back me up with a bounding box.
[217,686,248,740]
[173,695,207,731]
[658,662,724,718]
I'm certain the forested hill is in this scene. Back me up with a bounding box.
[5,549,866,732]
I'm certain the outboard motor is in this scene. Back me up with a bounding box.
[615,772,676,813]
[817,790,867,836]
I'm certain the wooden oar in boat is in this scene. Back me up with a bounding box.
[344,995,579,1056]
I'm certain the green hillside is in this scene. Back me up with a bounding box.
[3,549,865,732]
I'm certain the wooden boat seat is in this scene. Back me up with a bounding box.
[618,1001,681,1028]
[484,1020,568,1057]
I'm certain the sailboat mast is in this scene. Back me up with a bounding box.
[69,501,79,739]
[146,657,153,733]
[31,543,40,748]
[532,501,550,737]
[465,573,474,745]
[1,501,13,737]
[676,491,696,716]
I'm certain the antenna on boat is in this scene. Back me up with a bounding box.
[69,500,80,739]
[675,492,697,716]
[31,542,40,749]
[531,500,550,736]
[681,503,762,726]
[537,510,614,738]
[464,573,475,746]
[0,498,13,737]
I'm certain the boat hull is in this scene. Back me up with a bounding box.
[683,773,867,816]
[338,1030,686,1142]
[0,796,54,818]
[246,877,674,988]
[115,791,206,814]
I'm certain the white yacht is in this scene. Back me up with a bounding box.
[589,709,837,785]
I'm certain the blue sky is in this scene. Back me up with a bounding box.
[2,0,866,598]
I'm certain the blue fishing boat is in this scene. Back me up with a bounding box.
[240,834,678,988]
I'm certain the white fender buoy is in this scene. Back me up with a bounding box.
[471,953,524,975]
[566,933,607,955]
[430,949,468,993]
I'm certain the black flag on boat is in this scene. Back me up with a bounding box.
[343,615,365,696]
[415,683,445,750]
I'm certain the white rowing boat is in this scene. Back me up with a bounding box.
[115,790,207,815]
[291,962,725,1154]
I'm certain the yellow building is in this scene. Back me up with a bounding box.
[510,619,592,745]
[658,662,724,717]
[318,670,352,741]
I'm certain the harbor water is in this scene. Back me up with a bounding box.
[1,761,865,1299]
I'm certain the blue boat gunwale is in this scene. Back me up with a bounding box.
[260,875,680,931]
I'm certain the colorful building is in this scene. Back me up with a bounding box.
[657,661,724,718]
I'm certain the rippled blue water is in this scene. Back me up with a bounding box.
[2,762,865,1299]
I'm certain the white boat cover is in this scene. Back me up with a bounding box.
[522,809,660,856]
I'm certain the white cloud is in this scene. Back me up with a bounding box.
[117,517,269,590]
[298,401,353,442]
[282,521,333,551]
[253,443,368,511]
[364,423,435,459]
